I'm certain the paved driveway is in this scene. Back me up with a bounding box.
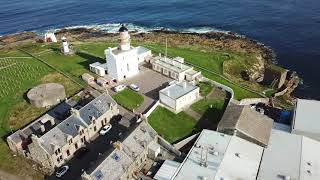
[109,66,173,114]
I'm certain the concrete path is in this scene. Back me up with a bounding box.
[184,108,202,120]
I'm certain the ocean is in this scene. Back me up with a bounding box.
[1,0,319,99]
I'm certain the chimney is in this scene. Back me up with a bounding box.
[70,108,80,116]
[183,81,187,89]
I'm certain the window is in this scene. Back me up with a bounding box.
[75,143,78,150]
[66,150,70,156]
[68,139,73,145]
[55,148,61,155]
[59,155,63,160]
[94,126,97,132]
[80,129,84,136]
[93,119,96,124]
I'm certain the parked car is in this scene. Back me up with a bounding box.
[113,84,126,92]
[74,147,89,159]
[99,124,112,135]
[55,165,69,178]
[129,84,140,92]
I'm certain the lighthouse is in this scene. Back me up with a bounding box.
[119,25,131,51]
[61,36,70,55]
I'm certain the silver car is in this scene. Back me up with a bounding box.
[55,165,69,178]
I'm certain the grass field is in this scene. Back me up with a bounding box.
[148,107,198,143]
[72,41,267,100]
[198,82,214,97]
[112,89,144,111]
[0,47,83,179]
[191,99,226,129]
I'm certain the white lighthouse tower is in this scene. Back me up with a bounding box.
[61,36,70,55]
[119,25,131,51]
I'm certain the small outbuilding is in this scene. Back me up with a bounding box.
[89,62,107,76]
[82,73,94,84]
[159,81,199,113]
[44,31,57,43]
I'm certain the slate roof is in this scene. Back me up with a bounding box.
[39,93,117,154]
[217,104,274,147]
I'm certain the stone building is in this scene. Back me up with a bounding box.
[263,64,288,89]
[81,121,161,180]
[217,104,274,147]
[7,93,119,171]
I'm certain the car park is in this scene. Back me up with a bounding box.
[99,124,112,135]
[55,165,69,178]
[129,84,140,92]
[113,84,126,92]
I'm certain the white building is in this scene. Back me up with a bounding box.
[151,56,202,82]
[257,129,320,180]
[159,81,199,113]
[105,25,151,81]
[89,62,107,76]
[61,36,70,55]
[44,31,57,43]
[170,130,264,180]
[292,99,320,141]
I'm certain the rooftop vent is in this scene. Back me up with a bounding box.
[235,153,240,158]
[307,170,312,174]
[307,162,312,166]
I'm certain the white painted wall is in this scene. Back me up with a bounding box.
[105,48,139,81]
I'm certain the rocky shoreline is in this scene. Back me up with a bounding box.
[0,28,298,105]
[0,28,275,63]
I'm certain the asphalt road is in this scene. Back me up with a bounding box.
[46,110,138,180]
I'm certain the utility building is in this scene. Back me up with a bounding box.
[159,81,199,113]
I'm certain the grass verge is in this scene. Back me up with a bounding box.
[148,107,198,143]
[112,89,144,111]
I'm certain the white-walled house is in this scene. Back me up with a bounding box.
[151,56,202,82]
[159,81,200,113]
[105,25,151,81]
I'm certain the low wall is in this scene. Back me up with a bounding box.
[143,100,160,118]
[157,136,181,156]
[173,133,199,150]
[239,98,270,105]
[202,77,234,99]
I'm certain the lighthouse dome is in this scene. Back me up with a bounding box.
[119,25,128,32]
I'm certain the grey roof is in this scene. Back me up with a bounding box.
[89,122,157,180]
[172,130,263,180]
[152,56,192,73]
[39,93,116,154]
[160,81,199,100]
[292,99,320,140]
[257,129,320,180]
[154,160,181,180]
[218,104,274,147]
[136,46,151,55]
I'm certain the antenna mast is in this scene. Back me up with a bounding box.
[165,37,168,60]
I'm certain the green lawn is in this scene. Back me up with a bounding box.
[191,99,225,129]
[148,107,198,143]
[0,47,82,179]
[198,82,214,97]
[112,89,144,111]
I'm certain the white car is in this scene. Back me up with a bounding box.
[113,84,126,92]
[99,124,112,135]
[129,84,140,92]
[55,165,69,178]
